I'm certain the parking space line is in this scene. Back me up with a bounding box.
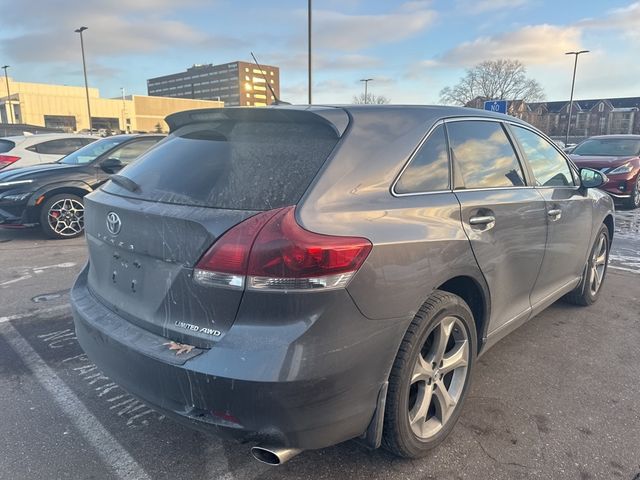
[0,321,151,480]
[0,304,71,324]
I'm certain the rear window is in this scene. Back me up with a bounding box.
[0,139,15,153]
[104,119,340,210]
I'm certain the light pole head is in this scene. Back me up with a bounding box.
[1,65,9,70]
[360,78,373,83]
[75,26,88,33]
[565,50,589,56]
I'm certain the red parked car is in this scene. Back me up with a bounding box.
[570,134,640,209]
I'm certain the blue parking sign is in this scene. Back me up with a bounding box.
[484,100,508,114]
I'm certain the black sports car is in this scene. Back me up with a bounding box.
[0,134,163,239]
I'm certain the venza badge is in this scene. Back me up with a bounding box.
[106,212,122,235]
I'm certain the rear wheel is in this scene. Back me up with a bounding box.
[624,176,640,209]
[40,194,85,239]
[564,224,609,306]
[382,290,476,458]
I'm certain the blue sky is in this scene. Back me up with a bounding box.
[0,0,638,104]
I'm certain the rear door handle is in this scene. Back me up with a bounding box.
[469,215,496,226]
[547,208,562,220]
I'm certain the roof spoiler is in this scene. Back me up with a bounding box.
[164,107,350,137]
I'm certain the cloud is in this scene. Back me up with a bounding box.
[456,0,529,14]
[434,24,583,66]
[269,52,382,71]
[579,2,640,42]
[311,7,437,51]
[0,0,238,68]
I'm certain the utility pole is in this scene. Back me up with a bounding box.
[360,78,373,104]
[308,0,312,104]
[565,50,589,144]
[120,87,127,133]
[75,26,93,133]
[1,65,14,124]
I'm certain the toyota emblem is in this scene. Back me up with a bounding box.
[106,212,122,235]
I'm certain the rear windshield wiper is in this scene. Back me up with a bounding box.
[109,174,140,192]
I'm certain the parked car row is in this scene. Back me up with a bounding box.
[0,133,97,170]
[0,134,163,238]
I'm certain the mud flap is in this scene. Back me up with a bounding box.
[356,381,388,449]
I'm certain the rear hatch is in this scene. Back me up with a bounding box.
[84,107,347,348]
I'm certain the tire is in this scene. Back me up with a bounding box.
[623,176,640,209]
[39,193,85,239]
[382,290,477,458]
[564,224,610,306]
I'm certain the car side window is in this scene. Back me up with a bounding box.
[395,124,449,194]
[33,138,87,155]
[108,139,160,165]
[447,120,525,189]
[510,126,575,187]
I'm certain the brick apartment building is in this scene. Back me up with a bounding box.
[466,96,640,142]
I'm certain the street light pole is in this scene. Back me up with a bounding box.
[75,26,92,133]
[565,50,589,144]
[120,87,126,133]
[1,65,14,124]
[360,78,373,104]
[308,0,312,105]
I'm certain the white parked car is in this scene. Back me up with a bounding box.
[0,134,98,170]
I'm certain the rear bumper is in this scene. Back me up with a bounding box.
[71,264,405,450]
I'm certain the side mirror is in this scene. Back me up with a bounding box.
[100,157,123,173]
[580,168,607,189]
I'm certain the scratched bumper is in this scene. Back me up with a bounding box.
[71,264,399,450]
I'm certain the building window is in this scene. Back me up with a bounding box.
[44,115,77,132]
[598,103,605,112]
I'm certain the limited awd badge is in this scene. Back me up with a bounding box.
[106,212,122,235]
[174,320,222,337]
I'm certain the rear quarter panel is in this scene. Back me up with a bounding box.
[297,108,485,322]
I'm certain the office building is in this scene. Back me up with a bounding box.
[0,78,223,133]
[147,61,280,107]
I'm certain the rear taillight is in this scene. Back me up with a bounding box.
[194,206,372,292]
[0,155,20,169]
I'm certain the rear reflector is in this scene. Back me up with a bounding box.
[0,155,20,169]
[194,206,372,292]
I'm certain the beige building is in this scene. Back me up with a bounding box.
[0,78,224,133]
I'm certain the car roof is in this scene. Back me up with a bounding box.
[584,134,640,140]
[166,105,529,138]
[0,133,98,143]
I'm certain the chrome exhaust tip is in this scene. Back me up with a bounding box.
[250,445,302,465]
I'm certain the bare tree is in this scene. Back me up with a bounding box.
[352,93,391,105]
[439,59,545,105]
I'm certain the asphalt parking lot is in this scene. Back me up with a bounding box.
[1,210,639,480]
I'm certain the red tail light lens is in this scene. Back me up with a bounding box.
[194,206,372,291]
[193,209,282,288]
[0,155,20,169]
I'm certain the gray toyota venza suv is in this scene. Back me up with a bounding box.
[71,106,614,465]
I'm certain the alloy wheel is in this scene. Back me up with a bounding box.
[589,232,608,296]
[634,177,640,208]
[408,315,469,439]
[47,198,85,237]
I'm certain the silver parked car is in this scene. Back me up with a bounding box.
[71,106,614,465]
[0,133,97,170]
